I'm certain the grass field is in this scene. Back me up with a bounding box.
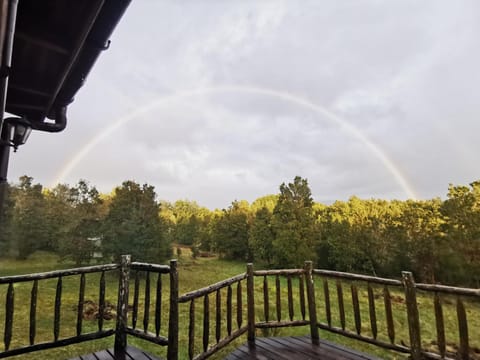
[0,251,479,360]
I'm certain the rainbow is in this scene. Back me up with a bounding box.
[53,85,417,199]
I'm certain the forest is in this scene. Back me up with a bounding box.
[0,175,479,288]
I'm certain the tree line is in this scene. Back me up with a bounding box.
[1,175,479,286]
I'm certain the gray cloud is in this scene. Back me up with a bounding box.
[8,0,480,208]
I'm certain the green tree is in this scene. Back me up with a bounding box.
[0,183,15,256]
[394,199,445,282]
[212,200,251,261]
[12,176,48,259]
[57,180,105,265]
[441,181,480,286]
[102,181,170,262]
[249,206,274,265]
[271,176,316,268]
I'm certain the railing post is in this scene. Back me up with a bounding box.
[304,261,319,345]
[114,255,131,359]
[402,271,423,360]
[167,259,179,360]
[246,263,255,345]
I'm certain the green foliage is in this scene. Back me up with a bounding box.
[212,200,252,261]
[0,183,15,256]
[12,176,48,259]
[102,181,170,263]
[441,181,480,286]
[249,206,274,265]
[2,174,480,286]
[271,176,316,268]
[56,180,105,265]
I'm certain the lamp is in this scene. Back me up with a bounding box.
[2,117,32,152]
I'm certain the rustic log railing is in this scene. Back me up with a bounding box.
[311,268,480,360]
[177,272,248,360]
[1,258,479,360]
[113,256,179,360]
[0,263,120,358]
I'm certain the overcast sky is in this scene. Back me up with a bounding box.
[8,0,480,209]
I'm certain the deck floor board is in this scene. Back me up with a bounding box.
[224,336,381,360]
[69,346,162,360]
[70,336,380,360]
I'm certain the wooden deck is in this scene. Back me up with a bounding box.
[69,336,379,360]
[69,346,162,360]
[225,336,380,360]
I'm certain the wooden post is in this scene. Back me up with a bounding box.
[246,263,255,345]
[167,259,179,360]
[402,272,422,360]
[114,255,131,359]
[304,261,319,344]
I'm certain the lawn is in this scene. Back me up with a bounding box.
[0,252,479,360]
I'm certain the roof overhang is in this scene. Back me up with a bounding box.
[2,0,131,129]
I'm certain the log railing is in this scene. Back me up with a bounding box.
[1,258,478,360]
[178,272,248,360]
[0,263,120,358]
[311,269,480,360]
[114,257,179,360]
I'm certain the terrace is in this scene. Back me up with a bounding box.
[0,256,478,359]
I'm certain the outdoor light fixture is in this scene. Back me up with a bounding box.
[1,117,32,152]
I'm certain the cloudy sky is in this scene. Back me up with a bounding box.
[8,0,480,209]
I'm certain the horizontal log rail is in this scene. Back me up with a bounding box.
[312,269,403,287]
[0,330,115,359]
[0,263,119,284]
[178,273,247,303]
[1,257,478,360]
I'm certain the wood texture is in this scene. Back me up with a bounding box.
[54,276,62,341]
[4,283,14,351]
[304,261,319,344]
[299,275,306,321]
[287,275,294,321]
[203,294,209,352]
[401,272,421,360]
[324,279,331,327]
[144,271,151,333]
[189,300,195,360]
[155,273,162,337]
[167,259,179,360]
[227,285,232,336]
[29,280,38,345]
[383,286,395,344]
[216,289,221,343]
[433,292,445,358]
[225,335,382,360]
[98,271,106,331]
[114,255,131,357]
[263,276,269,322]
[337,281,345,331]
[367,284,377,340]
[132,271,140,329]
[237,281,243,329]
[351,285,361,335]
[276,275,281,322]
[456,297,469,360]
[246,263,255,343]
[77,274,85,336]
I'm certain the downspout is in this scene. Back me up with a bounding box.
[0,0,18,218]
[0,0,18,130]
